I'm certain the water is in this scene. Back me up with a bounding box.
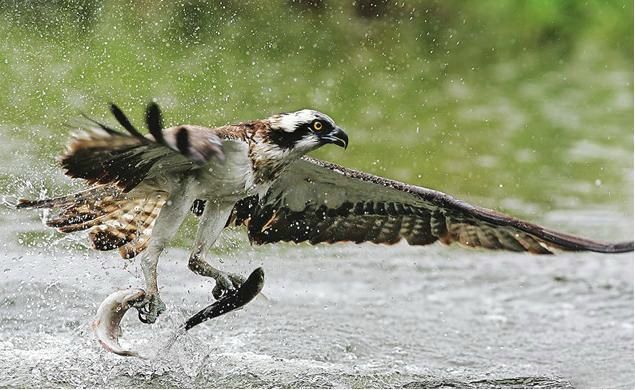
[0,78,632,386]
[0,2,632,388]
[0,203,633,387]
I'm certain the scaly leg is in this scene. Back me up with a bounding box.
[189,252,246,300]
[136,189,194,323]
[187,200,245,300]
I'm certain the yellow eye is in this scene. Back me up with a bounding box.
[312,121,323,131]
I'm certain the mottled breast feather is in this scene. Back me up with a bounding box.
[229,157,633,254]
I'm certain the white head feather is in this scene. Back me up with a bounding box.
[269,109,335,133]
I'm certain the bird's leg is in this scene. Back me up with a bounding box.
[189,251,246,300]
[136,247,167,324]
[187,201,244,300]
[135,190,194,324]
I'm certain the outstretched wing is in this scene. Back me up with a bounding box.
[230,157,632,254]
[62,103,225,192]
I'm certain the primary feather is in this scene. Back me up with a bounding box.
[229,157,633,254]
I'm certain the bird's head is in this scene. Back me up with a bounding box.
[266,109,348,155]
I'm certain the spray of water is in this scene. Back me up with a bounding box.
[157,326,187,357]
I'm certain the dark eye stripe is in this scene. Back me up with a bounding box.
[268,126,310,149]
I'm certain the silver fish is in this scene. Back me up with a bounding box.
[92,288,146,357]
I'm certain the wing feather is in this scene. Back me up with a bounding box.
[62,104,226,192]
[231,157,632,254]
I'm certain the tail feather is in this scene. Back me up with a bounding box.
[89,197,164,253]
[19,185,166,259]
[90,225,135,251]
[46,195,122,229]
[118,234,151,259]
[118,198,166,259]
[54,198,139,233]
[16,186,118,210]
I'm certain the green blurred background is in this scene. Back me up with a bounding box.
[0,0,632,224]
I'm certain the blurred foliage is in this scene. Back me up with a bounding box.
[0,0,632,218]
[1,0,631,55]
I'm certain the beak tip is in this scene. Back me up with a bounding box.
[337,127,349,150]
[322,127,349,150]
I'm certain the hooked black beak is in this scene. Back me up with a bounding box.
[322,127,349,149]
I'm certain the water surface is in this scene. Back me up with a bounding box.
[0,2,632,387]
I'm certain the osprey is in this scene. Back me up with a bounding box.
[18,102,633,326]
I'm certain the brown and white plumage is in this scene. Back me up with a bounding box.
[20,103,274,257]
[229,157,633,254]
[17,102,633,327]
[60,103,226,191]
[18,102,351,324]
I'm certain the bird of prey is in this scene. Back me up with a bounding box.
[18,102,633,324]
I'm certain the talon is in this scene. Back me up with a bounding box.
[133,293,166,324]
[212,283,231,300]
[212,272,246,300]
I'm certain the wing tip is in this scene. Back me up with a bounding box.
[16,198,37,209]
[597,240,634,253]
[145,101,166,145]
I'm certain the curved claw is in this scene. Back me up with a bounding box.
[138,307,154,324]
[92,288,146,357]
[212,272,246,300]
[134,294,166,324]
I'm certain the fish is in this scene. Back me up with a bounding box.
[92,267,264,357]
[92,288,146,357]
[184,267,265,331]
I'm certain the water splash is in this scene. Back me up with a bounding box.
[0,194,18,209]
[156,326,187,358]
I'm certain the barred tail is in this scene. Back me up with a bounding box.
[16,186,119,210]
[18,186,166,259]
